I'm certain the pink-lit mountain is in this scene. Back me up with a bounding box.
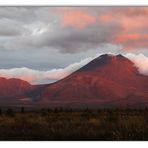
[0,54,148,108]
[38,54,148,108]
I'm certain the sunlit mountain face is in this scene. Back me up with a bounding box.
[0,54,147,108]
[0,7,147,108]
[37,54,148,108]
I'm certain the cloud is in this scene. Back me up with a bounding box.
[0,52,147,84]
[125,53,148,75]
[0,19,27,36]
[0,57,93,84]
[0,7,148,73]
[59,9,97,29]
[0,7,123,54]
[98,7,148,50]
[1,7,148,53]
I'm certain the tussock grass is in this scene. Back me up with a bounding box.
[0,109,147,140]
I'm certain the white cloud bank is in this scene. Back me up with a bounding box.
[125,53,148,76]
[0,57,93,84]
[0,53,147,84]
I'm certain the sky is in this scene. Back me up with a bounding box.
[0,6,148,84]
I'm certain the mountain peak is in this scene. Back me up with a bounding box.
[40,53,148,107]
[100,54,129,61]
[78,54,134,72]
[0,77,31,85]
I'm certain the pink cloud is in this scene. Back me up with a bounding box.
[99,14,113,23]
[98,8,148,50]
[58,9,97,29]
[0,57,93,84]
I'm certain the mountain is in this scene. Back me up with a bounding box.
[0,77,32,103]
[38,54,148,108]
[0,54,147,108]
[0,77,48,105]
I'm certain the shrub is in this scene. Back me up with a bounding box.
[6,108,14,117]
[0,108,2,115]
[21,107,25,114]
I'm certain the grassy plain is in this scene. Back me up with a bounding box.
[0,108,147,141]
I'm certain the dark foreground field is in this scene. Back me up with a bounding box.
[0,108,147,141]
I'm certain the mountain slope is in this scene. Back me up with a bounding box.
[39,54,148,108]
[0,77,48,105]
[0,77,31,96]
[0,54,147,108]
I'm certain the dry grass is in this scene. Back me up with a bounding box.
[0,109,147,140]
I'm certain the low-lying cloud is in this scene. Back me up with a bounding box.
[125,53,148,75]
[0,53,147,84]
[0,57,93,84]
